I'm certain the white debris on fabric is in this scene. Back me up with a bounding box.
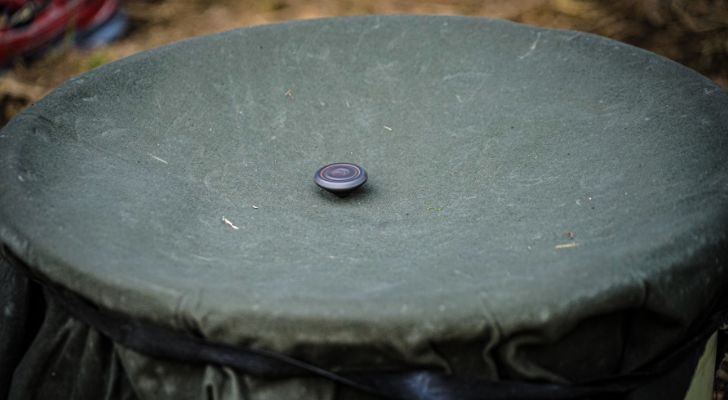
[148,153,168,164]
[222,216,239,230]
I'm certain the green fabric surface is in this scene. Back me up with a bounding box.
[1,269,355,400]
[1,15,727,398]
[0,256,34,399]
[6,286,135,400]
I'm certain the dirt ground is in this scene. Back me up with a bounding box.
[1,0,727,126]
[1,0,727,396]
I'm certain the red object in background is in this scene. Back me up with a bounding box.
[0,0,121,65]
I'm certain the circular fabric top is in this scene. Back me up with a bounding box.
[1,16,727,382]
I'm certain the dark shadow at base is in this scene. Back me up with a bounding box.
[316,184,376,203]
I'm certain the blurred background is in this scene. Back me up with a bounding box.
[1,0,727,127]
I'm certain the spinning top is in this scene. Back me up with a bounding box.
[314,162,368,195]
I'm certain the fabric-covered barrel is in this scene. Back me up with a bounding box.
[1,16,727,400]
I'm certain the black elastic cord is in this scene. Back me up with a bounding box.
[3,250,725,400]
[41,285,634,400]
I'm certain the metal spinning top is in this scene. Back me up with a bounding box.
[314,162,368,195]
